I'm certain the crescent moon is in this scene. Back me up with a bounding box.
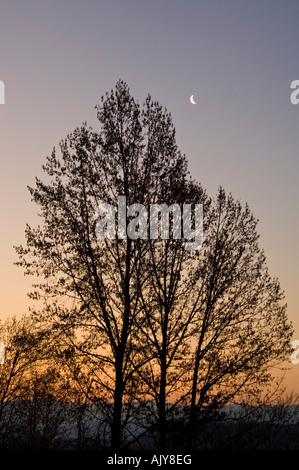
[190,94,196,104]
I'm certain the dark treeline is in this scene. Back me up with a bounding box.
[0,314,298,451]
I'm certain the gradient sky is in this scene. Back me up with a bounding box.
[1,0,299,393]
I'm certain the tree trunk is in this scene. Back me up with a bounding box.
[158,359,167,451]
[111,359,124,451]
[188,349,200,449]
[111,238,131,450]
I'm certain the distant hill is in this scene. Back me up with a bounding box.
[0,400,298,450]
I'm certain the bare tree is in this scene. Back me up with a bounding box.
[134,218,206,449]
[0,315,48,444]
[5,365,70,450]
[14,80,196,450]
[186,188,293,447]
[14,80,293,451]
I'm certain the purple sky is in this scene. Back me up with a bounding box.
[1,0,299,392]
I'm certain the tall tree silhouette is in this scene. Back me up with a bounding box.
[15,80,293,450]
[15,80,202,450]
[133,197,207,450]
[186,188,293,447]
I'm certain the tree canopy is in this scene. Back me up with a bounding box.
[14,79,293,451]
